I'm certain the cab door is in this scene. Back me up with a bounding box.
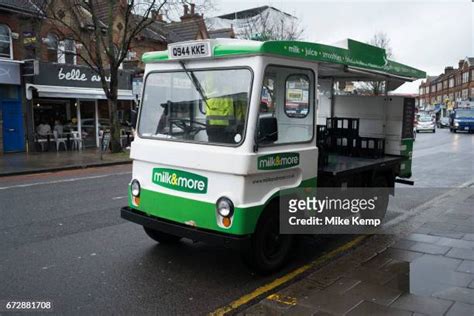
[248,65,318,202]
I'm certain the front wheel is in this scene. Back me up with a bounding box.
[242,208,294,275]
[143,226,182,244]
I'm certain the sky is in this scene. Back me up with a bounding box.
[210,0,473,93]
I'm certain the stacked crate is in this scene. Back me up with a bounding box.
[317,117,385,166]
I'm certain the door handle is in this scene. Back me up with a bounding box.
[8,128,15,132]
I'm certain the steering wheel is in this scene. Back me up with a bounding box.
[169,118,206,137]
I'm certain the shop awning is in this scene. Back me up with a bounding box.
[25,84,135,100]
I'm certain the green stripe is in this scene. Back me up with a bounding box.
[399,139,414,178]
[129,176,317,236]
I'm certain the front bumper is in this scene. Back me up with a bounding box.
[416,126,435,131]
[454,125,473,131]
[121,207,251,249]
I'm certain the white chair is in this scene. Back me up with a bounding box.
[34,134,47,151]
[53,130,67,151]
[71,131,83,150]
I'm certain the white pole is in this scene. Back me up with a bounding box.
[77,99,82,149]
[95,99,99,147]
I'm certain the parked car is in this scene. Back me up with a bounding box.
[438,117,449,128]
[416,115,436,133]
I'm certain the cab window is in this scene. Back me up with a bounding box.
[257,66,314,145]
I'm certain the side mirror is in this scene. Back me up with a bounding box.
[257,116,278,144]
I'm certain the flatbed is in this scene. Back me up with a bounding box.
[319,154,404,177]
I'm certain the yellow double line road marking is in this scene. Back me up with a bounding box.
[210,235,367,316]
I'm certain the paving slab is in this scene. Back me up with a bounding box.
[456,260,474,274]
[408,241,451,255]
[463,234,474,241]
[381,248,424,262]
[446,247,474,261]
[433,287,474,305]
[343,281,402,306]
[390,293,453,316]
[345,301,411,316]
[302,290,364,315]
[343,266,397,285]
[404,233,441,244]
[446,301,474,316]
[437,237,474,250]
[428,231,465,239]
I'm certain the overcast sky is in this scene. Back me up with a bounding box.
[212,0,473,93]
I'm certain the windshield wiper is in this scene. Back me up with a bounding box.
[179,61,210,111]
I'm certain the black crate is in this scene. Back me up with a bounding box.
[353,137,385,158]
[329,135,357,156]
[326,117,359,137]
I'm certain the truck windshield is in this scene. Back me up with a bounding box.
[138,68,252,145]
[455,109,474,118]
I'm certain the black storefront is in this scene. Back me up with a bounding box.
[25,62,134,151]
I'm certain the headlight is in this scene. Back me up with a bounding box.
[454,119,460,127]
[216,197,234,217]
[131,179,141,197]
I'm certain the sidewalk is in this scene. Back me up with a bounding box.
[0,149,131,177]
[243,186,474,316]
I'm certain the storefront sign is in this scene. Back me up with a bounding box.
[0,60,21,85]
[32,62,132,90]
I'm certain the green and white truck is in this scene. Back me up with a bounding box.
[121,39,425,273]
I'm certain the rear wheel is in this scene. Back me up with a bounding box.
[143,226,181,244]
[242,206,294,275]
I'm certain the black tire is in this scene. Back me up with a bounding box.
[453,129,457,133]
[143,226,181,244]
[242,206,294,275]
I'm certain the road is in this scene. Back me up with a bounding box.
[0,128,472,314]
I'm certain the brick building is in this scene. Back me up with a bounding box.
[0,0,219,154]
[418,58,474,114]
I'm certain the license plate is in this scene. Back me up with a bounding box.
[168,42,211,60]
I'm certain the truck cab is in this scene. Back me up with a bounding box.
[121,39,425,273]
[449,107,474,133]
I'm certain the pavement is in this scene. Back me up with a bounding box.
[243,186,474,316]
[0,128,473,314]
[0,148,131,177]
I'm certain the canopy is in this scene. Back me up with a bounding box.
[25,84,134,100]
[142,38,426,82]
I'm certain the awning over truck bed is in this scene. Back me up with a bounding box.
[142,38,425,82]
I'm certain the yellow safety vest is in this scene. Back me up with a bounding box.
[206,97,234,126]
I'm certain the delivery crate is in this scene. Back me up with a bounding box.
[353,137,385,158]
[326,117,359,137]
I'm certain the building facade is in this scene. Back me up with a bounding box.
[0,1,219,154]
[419,58,474,113]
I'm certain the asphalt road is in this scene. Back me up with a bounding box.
[0,128,472,314]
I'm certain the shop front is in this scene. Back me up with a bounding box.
[25,62,134,151]
[0,59,24,153]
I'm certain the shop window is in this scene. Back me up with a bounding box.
[0,24,12,59]
[45,33,59,62]
[58,38,76,64]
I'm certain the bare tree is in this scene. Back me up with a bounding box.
[238,8,303,41]
[36,0,170,152]
[358,32,394,95]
